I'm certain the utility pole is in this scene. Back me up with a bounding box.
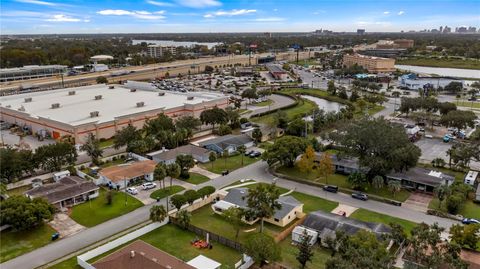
[124,177,128,206]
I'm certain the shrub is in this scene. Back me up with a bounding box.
[446,194,463,215]
[171,194,187,210]
[183,190,199,205]
[197,186,216,198]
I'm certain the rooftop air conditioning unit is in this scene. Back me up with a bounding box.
[18,106,25,111]
[90,111,99,117]
[51,103,60,109]
[187,96,194,100]
[24,97,32,103]
[130,88,137,92]
[109,86,115,89]
[94,95,102,100]
[136,102,145,107]
[68,91,76,95]
[158,92,165,96]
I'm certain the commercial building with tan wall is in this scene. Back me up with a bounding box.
[0,83,228,144]
[343,54,396,73]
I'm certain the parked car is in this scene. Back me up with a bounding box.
[249,151,261,158]
[126,187,138,195]
[142,182,157,190]
[322,185,339,193]
[462,218,480,225]
[245,150,254,156]
[221,170,230,176]
[351,192,368,201]
[443,134,453,143]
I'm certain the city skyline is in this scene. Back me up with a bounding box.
[1,0,479,34]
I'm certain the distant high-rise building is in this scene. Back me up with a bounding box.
[468,27,477,33]
[357,29,365,35]
[146,45,177,58]
[264,32,272,38]
[439,26,443,32]
[443,26,451,33]
[457,26,467,33]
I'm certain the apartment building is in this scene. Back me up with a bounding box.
[146,45,177,58]
[342,54,396,73]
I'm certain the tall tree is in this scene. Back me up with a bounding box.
[154,163,167,189]
[175,155,195,179]
[318,152,334,184]
[262,136,308,167]
[35,142,78,172]
[296,229,314,269]
[200,107,228,129]
[372,176,384,189]
[252,128,263,143]
[80,133,103,165]
[176,209,191,229]
[149,205,167,222]
[208,152,217,169]
[450,224,480,250]
[245,183,282,233]
[297,146,317,175]
[0,196,55,231]
[237,145,246,166]
[223,207,244,241]
[166,163,181,187]
[113,125,141,151]
[440,110,477,130]
[244,233,281,267]
[347,172,367,190]
[387,180,402,197]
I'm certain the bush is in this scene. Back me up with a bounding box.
[217,124,232,136]
[0,196,55,231]
[112,156,117,161]
[183,190,199,204]
[446,194,463,215]
[171,194,187,210]
[197,186,216,198]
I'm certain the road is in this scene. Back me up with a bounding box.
[2,160,460,269]
[244,94,296,118]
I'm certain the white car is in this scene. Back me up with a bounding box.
[142,182,157,190]
[126,187,138,195]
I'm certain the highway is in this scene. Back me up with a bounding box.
[1,160,459,269]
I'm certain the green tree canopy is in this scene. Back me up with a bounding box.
[0,196,55,231]
[262,136,309,167]
[244,233,281,266]
[35,142,78,172]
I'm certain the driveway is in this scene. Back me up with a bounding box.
[190,166,220,179]
[402,192,433,213]
[49,213,85,238]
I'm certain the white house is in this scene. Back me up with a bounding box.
[97,160,156,189]
[292,226,318,245]
[53,170,70,182]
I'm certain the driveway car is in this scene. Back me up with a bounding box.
[126,187,138,195]
[142,182,157,190]
[462,218,480,225]
[322,185,339,193]
[249,151,261,158]
[351,192,368,201]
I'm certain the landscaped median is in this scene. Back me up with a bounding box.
[70,188,143,227]
[149,185,185,200]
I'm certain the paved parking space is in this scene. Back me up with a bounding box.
[414,138,452,163]
[49,213,85,238]
[1,131,55,150]
[402,192,432,213]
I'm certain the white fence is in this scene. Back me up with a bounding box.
[77,220,167,268]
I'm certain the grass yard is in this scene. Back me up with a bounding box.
[251,98,317,125]
[456,100,480,109]
[278,238,330,269]
[100,158,126,168]
[277,166,411,202]
[183,172,210,185]
[149,185,185,199]
[49,224,241,269]
[199,154,259,174]
[429,198,480,219]
[0,224,57,263]
[350,208,418,235]
[396,57,480,70]
[6,185,32,196]
[70,188,143,227]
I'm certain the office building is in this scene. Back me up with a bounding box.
[0,65,67,82]
[342,54,395,73]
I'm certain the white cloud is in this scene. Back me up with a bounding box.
[313,10,326,15]
[46,14,82,22]
[273,8,278,12]
[204,9,256,18]
[97,9,165,20]
[398,11,405,15]
[254,17,285,22]
[146,0,175,7]
[383,11,390,15]
[176,0,221,8]
[15,0,57,6]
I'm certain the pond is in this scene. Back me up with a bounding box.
[395,65,480,79]
[300,95,345,112]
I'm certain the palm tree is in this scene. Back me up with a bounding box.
[154,163,167,189]
[388,180,402,197]
[80,133,103,165]
[150,205,167,222]
[176,209,191,229]
[237,145,246,166]
[166,163,180,187]
[372,176,384,189]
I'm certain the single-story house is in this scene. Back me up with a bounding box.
[98,160,156,189]
[212,187,303,227]
[403,244,480,269]
[147,145,212,165]
[199,134,254,154]
[313,152,367,175]
[25,176,99,209]
[293,211,391,247]
[291,226,319,245]
[464,170,478,186]
[93,240,219,269]
[386,167,455,193]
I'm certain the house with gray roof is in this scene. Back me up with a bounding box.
[294,211,391,246]
[387,167,454,193]
[313,152,367,175]
[25,176,99,209]
[147,145,212,164]
[199,134,254,154]
[212,187,303,227]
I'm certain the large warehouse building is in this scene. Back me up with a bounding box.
[0,83,228,144]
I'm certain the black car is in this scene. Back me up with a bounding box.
[221,170,230,176]
[249,151,261,158]
[323,185,339,193]
[462,218,480,225]
[245,150,254,156]
[351,192,368,201]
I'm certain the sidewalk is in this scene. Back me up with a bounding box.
[190,165,220,179]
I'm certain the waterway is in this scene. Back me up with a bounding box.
[395,65,480,79]
[300,95,345,112]
[132,40,221,49]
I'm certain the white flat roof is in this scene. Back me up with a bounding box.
[0,84,225,126]
[187,255,221,269]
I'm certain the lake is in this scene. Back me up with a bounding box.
[395,65,480,79]
[132,40,221,49]
[300,95,345,112]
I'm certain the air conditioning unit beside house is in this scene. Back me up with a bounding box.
[187,96,194,100]
[51,103,60,109]
[68,91,76,95]
[130,88,137,92]
[90,111,99,117]
[109,85,115,89]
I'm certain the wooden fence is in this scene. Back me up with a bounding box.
[273,214,307,243]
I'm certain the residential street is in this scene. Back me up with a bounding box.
[2,160,460,269]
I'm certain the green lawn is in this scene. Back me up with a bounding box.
[100,158,126,168]
[350,208,418,235]
[429,198,480,219]
[277,166,411,202]
[278,238,330,269]
[251,98,317,125]
[396,57,480,70]
[49,224,241,269]
[6,185,32,196]
[70,188,143,227]
[183,172,210,184]
[1,224,57,263]
[149,185,185,199]
[199,154,259,174]
[456,100,480,109]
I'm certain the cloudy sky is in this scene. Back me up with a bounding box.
[1,0,479,34]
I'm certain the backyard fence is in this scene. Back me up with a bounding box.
[274,214,307,243]
[170,217,244,252]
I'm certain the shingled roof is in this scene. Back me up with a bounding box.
[25,176,98,204]
[198,134,252,150]
[99,160,156,182]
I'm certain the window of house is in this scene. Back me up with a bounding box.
[274,218,279,222]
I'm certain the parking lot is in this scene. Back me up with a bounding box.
[415,137,452,163]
